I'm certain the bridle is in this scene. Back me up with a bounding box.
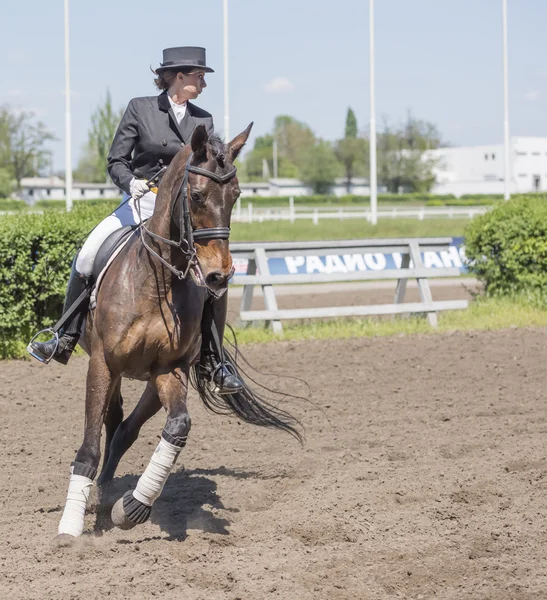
[137,152,237,284]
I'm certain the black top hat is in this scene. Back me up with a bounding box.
[156,47,214,73]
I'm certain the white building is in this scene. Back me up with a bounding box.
[17,177,121,205]
[429,136,547,196]
[240,177,370,198]
[18,176,369,203]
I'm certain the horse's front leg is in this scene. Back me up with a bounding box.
[55,351,118,544]
[98,381,162,485]
[111,365,191,530]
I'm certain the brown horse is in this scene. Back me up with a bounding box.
[55,124,301,545]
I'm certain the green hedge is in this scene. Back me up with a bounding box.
[0,203,115,358]
[2,192,546,357]
[239,194,448,206]
[464,194,547,296]
[240,193,502,207]
[426,197,500,207]
[0,198,121,212]
[459,194,504,201]
[32,198,120,211]
[4,194,522,212]
[0,199,28,212]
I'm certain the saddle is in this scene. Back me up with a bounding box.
[89,225,139,309]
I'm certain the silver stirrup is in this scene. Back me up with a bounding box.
[26,328,60,365]
[208,363,243,396]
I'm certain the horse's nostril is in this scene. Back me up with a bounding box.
[205,271,228,290]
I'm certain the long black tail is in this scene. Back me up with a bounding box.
[190,334,304,444]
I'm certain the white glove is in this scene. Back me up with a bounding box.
[130,178,149,201]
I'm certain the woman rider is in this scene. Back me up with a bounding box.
[27,46,243,394]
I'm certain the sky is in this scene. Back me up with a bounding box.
[2,0,547,172]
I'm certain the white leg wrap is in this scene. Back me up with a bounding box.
[132,438,181,507]
[58,472,94,537]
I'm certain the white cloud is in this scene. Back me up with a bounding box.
[7,89,22,97]
[263,76,295,93]
[524,90,541,102]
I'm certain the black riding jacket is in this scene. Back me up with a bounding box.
[107,91,214,195]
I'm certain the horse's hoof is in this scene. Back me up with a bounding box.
[111,497,138,530]
[53,533,76,547]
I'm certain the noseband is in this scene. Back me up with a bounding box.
[138,152,237,281]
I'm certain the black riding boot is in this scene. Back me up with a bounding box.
[27,261,91,365]
[200,293,243,395]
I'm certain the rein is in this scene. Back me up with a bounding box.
[137,152,237,281]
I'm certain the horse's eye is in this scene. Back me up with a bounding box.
[191,191,202,203]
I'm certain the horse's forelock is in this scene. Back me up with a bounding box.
[207,134,228,168]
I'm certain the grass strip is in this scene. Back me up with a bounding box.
[230,218,468,241]
[231,296,547,344]
[4,296,547,360]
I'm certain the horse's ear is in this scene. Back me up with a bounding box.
[191,125,209,159]
[228,122,254,161]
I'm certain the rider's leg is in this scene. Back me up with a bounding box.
[27,191,155,365]
[27,258,92,364]
[73,191,155,276]
[75,213,126,277]
[199,293,243,394]
[27,211,125,365]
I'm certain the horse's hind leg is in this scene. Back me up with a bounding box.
[55,352,118,544]
[111,366,190,530]
[98,382,162,485]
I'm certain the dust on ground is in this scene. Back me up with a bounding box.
[1,328,546,599]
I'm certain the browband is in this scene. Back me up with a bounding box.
[188,165,237,184]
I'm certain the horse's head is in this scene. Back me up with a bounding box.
[181,123,253,294]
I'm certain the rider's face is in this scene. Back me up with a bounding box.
[178,71,207,100]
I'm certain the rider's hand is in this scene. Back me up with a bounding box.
[130,178,150,201]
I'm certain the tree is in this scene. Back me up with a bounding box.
[241,115,319,182]
[273,115,316,170]
[242,134,274,181]
[0,168,15,198]
[233,157,248,183]
[73,143,101,183]
[377,112,442,193]
[76,90,124,183]
[345,107,358,138]
[242,132,299,182]
[300,140,342,194]
[0,106,55,188]
[334,107,368,193]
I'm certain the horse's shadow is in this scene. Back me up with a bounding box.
[94,466,254,541]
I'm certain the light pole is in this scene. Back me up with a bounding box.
[369,0,377,224]
[223,0,230,143]
[502,0,511,201]
[64,0,72,211]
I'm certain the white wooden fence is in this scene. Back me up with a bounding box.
[232,200,489,224]
[1,202,488,222]
[229,238,468,333]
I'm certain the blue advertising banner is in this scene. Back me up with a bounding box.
[233,238,468,276]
